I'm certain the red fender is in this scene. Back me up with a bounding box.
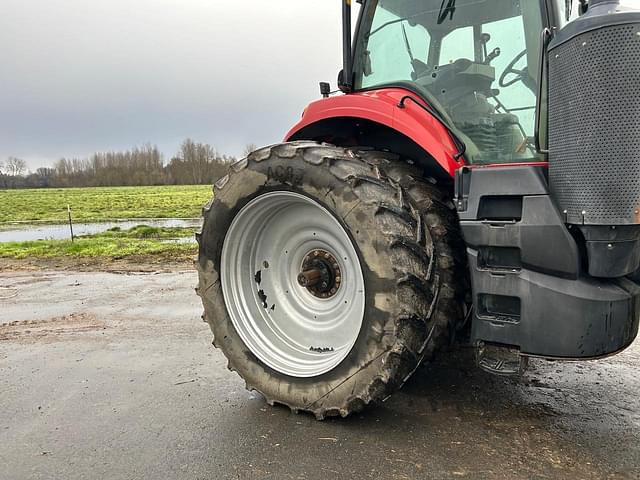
[285,87,465,178]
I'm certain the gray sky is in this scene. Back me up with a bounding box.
[2,1,636,170]
[0,0,356,169]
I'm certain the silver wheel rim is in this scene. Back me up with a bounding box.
[221,191,365,378]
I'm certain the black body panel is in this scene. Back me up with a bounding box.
[456,166,640,359]
[456,166,580,278]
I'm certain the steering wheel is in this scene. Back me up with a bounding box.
[499,49,528,88]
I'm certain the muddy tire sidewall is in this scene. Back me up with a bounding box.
[199,151,404,414]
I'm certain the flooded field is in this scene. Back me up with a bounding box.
[0,218,202,243]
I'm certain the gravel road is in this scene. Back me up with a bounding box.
[1,270,638,480]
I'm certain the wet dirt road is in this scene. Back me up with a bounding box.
[1,270,638,480]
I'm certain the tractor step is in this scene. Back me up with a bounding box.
[476,342,528,376]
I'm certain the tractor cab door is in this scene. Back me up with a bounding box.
[353,0,547,164]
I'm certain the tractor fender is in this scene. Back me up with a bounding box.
[285,87,464,178]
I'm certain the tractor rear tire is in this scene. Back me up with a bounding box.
[196,141,465,419]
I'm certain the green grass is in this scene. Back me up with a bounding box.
[96,225,195,239]
[0,225,197,260]
[0,185,212,223]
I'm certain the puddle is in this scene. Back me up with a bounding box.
[0,218,202,243]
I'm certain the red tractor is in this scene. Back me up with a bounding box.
[197,0,640,419]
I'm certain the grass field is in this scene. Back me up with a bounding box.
[0,225,196,260]
[0,185,213,223]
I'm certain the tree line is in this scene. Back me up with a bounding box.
[0,139,251,189]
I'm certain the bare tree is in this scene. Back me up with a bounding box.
[243,143,258,157]
[3,140,237,188]
[6,157,27,176]
[166,139,230,185]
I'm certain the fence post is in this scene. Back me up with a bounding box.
[67,204,74,242]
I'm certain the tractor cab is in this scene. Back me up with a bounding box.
[353,0,547,164]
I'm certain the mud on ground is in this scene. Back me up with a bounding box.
[0,269,638,479]
[0,254,194,273]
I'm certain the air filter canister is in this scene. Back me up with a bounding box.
[548,0,640,277]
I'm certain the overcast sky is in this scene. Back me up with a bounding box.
[0,0,357,169]
[1,1,636,170]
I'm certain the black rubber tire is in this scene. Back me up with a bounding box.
[196,141,466,419]
[355,149,470,340]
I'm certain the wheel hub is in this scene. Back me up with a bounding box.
[297,249,342,299]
